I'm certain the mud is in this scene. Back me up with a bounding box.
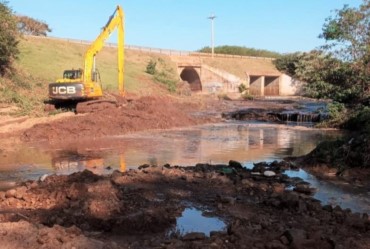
[1,96,370,248]
[17,96,312,143]
[0,162,369,248]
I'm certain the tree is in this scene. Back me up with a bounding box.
[320,0,370,95]
[0,1,19,75]
[16,15,51,36]
[274,0,370,103]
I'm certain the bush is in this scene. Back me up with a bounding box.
[145,59,157,75]
[238,83,247,93]
[343,106,370,134]
[198,45,280,58]
[146,58,178,93]
[241,92,254,100]
[0,2,19,75]
[327,102,345,119]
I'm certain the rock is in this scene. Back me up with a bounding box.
[0,191,5,200]
[182,232,206,241]
[229,160,243,169]
[138,164,150,170]
[252,163,266,173]
[39,174,48,182]
[283,229,307,244]
[14,186,27,199]
[266,240,287,249]
[241,179,254,187]
[258,183,269,192]
[210,230,227,237]
[272,183,285,193]
[264,171,276,177]
[280,235,289,245]
[220,196,236,205]
[293,185,317,195]
[322,204,333,212]
[5,189,16,198]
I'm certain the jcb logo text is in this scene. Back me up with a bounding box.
[52,86,76,95]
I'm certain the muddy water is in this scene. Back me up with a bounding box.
[2,122,369,214]
[0,122,340,179]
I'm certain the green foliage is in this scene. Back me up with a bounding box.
[241,92,254,100]
[274,0,370,105]
[274,50,364,103]
[343,106,370,134]
[308,139,345,165]
[0,2,19,75]
[327,102,345,119]
[238,83,247,93]
[273,52,302,76]
[198,45,280,58]
[147,58,178,93]
[320,3,370,62]
[145,59,157,75]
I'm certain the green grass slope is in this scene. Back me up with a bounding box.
[3,35,280,116]
[18,36,177,95]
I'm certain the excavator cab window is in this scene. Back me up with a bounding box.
[63,70,82,80]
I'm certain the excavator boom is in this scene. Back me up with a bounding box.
[84,5,125,96]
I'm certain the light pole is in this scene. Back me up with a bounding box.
[208,13,216,58]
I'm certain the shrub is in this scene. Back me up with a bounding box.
[0,2,19,75]
[145,59,157,75]
[146,58,178,93]
[238,83,247,93]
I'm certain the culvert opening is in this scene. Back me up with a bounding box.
[180,67,202,91]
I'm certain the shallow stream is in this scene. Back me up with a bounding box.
[1,121,369,215]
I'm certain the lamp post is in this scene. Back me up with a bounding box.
[208,13,216,58]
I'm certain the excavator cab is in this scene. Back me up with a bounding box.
[63,69,83,80]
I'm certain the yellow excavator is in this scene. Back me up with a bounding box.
[48,5,124,107]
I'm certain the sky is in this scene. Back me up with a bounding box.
[8,0,364,53]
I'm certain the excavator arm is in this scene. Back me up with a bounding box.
[84,5,125,96]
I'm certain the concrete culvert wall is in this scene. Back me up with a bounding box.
[180,67,202,91]
[264,76,280,96]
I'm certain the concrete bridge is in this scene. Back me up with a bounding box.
[171,55,301,96]
[173,56,245,94]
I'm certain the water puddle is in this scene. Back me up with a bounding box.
[168,208,226,236]
[285,169,370,214]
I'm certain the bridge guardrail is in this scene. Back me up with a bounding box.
[25,35,274,60]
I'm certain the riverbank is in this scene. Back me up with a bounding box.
[0,95,321,144]
[0,162,369,249]
[1,96,369,248]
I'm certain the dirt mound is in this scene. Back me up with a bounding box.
[21,96,216,142]
[0,162,369,248]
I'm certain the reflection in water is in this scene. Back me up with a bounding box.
[169,208,226,236]
[2,123,370,214]
[0,123,340,178]
[286,170,370,214]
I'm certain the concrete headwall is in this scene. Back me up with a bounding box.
[279,74,303,96]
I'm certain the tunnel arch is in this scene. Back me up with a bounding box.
[180,67,202,91]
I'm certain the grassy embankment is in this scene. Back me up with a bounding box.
[2,36,178,116]
[3,36,282,116]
